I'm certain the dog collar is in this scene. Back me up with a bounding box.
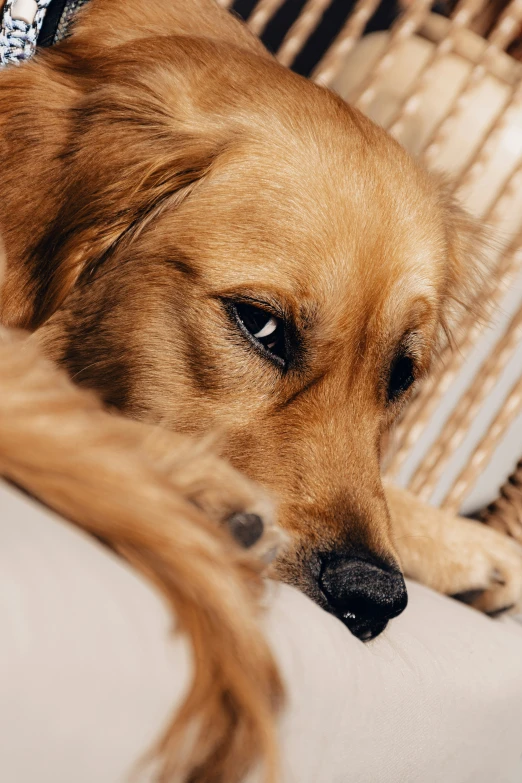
[0,0,88,67]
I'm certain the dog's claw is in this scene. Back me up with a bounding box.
[227,512,264,548]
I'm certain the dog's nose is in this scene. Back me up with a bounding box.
[319,555,408,641]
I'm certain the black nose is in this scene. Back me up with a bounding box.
[319,555,408,641]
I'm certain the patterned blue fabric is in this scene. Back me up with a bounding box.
[53,0,88,44]
[0,0,52,66]
[0,0,88,67]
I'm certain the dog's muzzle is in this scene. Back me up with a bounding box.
[319,554,408,641]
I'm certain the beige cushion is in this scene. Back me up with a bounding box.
[2,479,522,783]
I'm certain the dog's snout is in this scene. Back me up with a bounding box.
[319,555,408,641]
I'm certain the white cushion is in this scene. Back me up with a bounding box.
[1,479,522,783]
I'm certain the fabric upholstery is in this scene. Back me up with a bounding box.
[2,479,522,783]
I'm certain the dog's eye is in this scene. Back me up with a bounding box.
[230,302,286,366]
[387,353,415,403]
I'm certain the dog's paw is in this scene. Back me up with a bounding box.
[480,460,522,546]
[450,521,522,615]
[136,425,284,565]
[388,485,522,615]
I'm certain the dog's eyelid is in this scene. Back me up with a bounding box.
[400,329,425,359]
[221,293,287,322]
[385,332,422,406]
[224,299,289,368]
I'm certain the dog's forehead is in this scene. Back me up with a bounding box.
[180,123,448,326]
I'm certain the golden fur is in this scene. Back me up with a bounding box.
[1,1,522,780]
[0,238,284,783]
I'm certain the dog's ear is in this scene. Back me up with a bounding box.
[4,41,235,331]
[25,132,221,329]
[1,37,266,330]
[0,234,5,289]
[0,234,6,317]
[437,181,492,346]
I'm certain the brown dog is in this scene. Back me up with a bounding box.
[1,0,522,780]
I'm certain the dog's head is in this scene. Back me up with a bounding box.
[1,37,485,639]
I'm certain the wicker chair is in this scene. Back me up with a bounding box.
[219,0,522,540]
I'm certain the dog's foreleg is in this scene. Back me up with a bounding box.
[0,326,282,783]
[386,483,522,615]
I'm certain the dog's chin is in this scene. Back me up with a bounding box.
[268,548,352,630]
[340,615,389,640]
[269,548,392,642]
[269,546,325,600]
[300,581,390,640]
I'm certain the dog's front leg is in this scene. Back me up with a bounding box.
[135,421,283,564]
[0,327,283,783]
[386,483,522,614]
